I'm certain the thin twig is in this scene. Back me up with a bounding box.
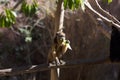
[94,0,120,25]
[84,0,120,29]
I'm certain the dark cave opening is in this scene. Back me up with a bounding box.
[110,26,120,62]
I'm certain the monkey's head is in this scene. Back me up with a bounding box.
[54,31,66,45]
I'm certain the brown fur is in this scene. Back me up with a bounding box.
[48,31,66,64]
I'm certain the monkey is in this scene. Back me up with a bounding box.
[48,31,72,80]
[55,39,72,61]
[48,31,72,66]
[48,31,66,65]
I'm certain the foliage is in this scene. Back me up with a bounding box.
[0,0,38,28]
[103,0,112,4]
[0,0,113,28]
[64,0,112,11]
[21,0,38,17]
[64,0,85,11]
[0,9,17,27]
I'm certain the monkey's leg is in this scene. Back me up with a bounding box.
[48,51,57,66]
[49,51,61,66]
[55,57,61,65]
[60,60,66,65]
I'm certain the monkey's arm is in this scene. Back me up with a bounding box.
[48,46,60,80]
[48,45,61,66]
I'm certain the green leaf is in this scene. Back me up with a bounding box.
[5,9,11,17]
[28,5,32,16]
[9,10,16,23]
[64,0,68,9]
[1,16,5,27]
[64,0,85,10]
[21,0,38,17]
[80,0,85,11]
[33,0,38,7]
[21,1,26,13]
[68,0,73,9]
[102,0,112,4]
[74,0,80,8]
[0,9,16,27]
[11,11,17,18]
[108,0,112,4]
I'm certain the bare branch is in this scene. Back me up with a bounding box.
[0,56,111,77]
[54,0,64,37]
[59,1,64,32]
[94,0,120,25]
[84,0,120,30]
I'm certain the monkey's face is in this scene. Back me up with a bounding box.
[55,32,66,45]
[57,36,65,45]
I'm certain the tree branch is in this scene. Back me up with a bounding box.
[58,1,64,32]
[54,0,64,37]
[94,0,120,25]
[84,0,120,30]
[0,56,111,77]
